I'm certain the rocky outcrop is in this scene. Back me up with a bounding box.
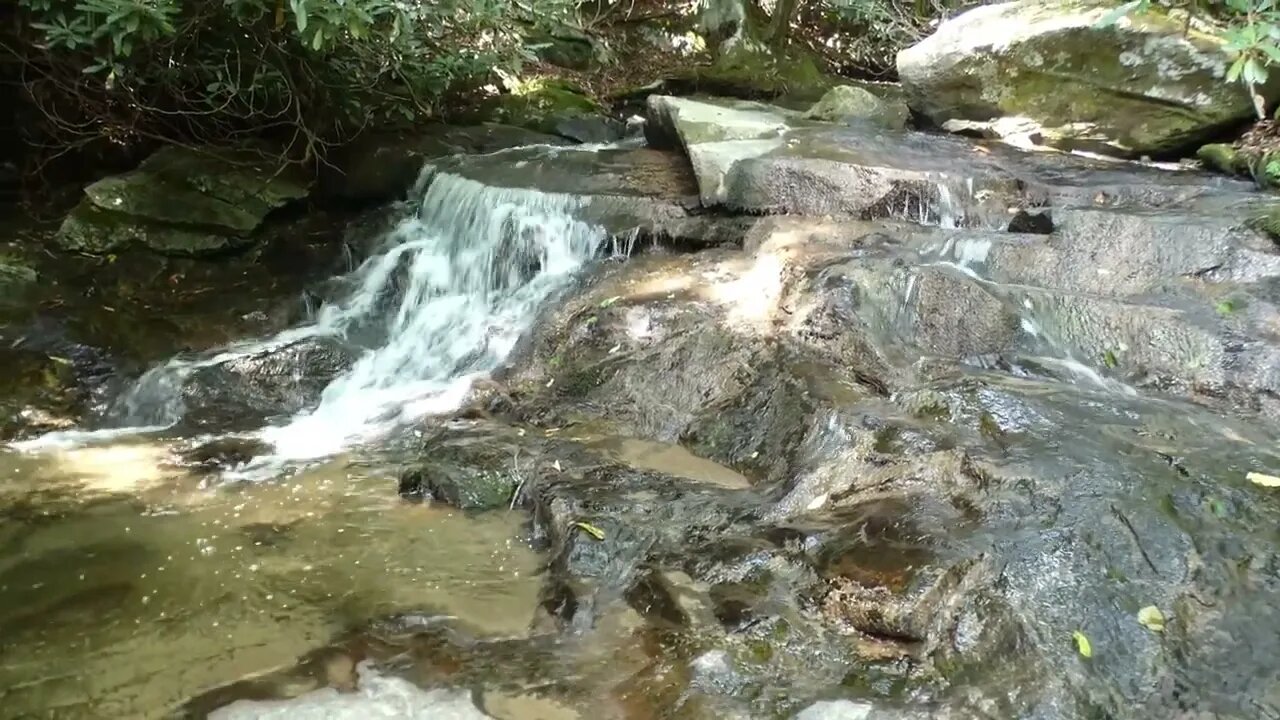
[896,0,1271,157]
[54,146,311,257]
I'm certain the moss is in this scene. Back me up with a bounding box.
[686,45,838,101]
[490,78,603,134]
[1248,203,1280,241]
[1197,143,1246,175]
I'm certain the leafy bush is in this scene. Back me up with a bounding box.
[5,0,576,163]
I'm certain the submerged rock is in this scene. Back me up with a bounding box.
[897,0,1270,156]
[54,146,312,257]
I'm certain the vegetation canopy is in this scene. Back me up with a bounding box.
[5,0,577,165]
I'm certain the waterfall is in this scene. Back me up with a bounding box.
[261,174,603,460]
[17,171,604,460]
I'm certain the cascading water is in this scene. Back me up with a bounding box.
[18,171,605,463]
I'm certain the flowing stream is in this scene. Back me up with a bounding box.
[21,172,604,470]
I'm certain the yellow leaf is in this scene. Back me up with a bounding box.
[1247,471,1280,488]
[1072,631,1093,658]
[1137,605,1165,633]
[571,521,605,541]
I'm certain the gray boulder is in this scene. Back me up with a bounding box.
[896,0,1273,156]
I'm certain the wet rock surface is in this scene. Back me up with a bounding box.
[12,87,1280,720]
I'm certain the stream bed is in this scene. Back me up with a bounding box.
[2,106,1280,719]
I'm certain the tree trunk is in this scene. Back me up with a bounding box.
[768,0,801,50]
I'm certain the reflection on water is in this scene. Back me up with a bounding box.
[0,446,541,719]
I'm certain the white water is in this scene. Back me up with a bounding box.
[16,171,604,464]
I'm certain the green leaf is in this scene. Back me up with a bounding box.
[1244,57,1269,86]
[1072,630,1093,658]
[571,521,606,540]
[1094,0,1144,28]
[1260,42,1280,65]
[1137,605,1165,632]
[291,0,307,33]
[311,28,324,51]
[1228,55,1248,83]
[1102,349,1119,369]
[599,295,621,308]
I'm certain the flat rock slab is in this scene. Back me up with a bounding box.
[645,95,1259,225]
[422,145,738,245]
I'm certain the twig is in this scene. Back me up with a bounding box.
[1110,503,1160,575]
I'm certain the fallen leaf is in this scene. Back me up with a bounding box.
[571,521,605,541]
[552,459,562,473]
[599,295,622,309]
[1247,471,1280,488]
[607,343,622,354]
[1137,605,1165,633]
[1072,631,1093,658]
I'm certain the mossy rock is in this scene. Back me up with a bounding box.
[491,79,604,135]
[1198,143,1280,188]
[805,85,909,130]
[1197,143,1246,176]
[55,202,246,257]
[687,45,839,101]
[0,254,37,301]
[899,0,1272,156]
[1248,204,1280,241]
[54,145,311,257]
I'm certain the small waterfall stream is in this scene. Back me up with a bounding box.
[19,172,604,463]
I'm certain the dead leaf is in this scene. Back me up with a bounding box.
[571,521,605,541]
[1247,471,1280,488]
[552,459,562,473]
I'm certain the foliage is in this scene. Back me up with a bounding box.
[791,0,982,77]
[1099,0,1280,118]
[4,0,576,165]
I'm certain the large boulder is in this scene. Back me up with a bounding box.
[896,0,1270,156]
[54,146,311,257]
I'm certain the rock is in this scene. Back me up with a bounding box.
[54,146,311,257]
[0,323,114,440]
[551,114,626,144]
[178,337,356,430]
[320,124,567,203]
[490,79,605,137]
[1197,142,1245,177]
[644,95,794,151]
[397,426,534,511]
[805,85,909,130]
[0,254,37,301]
[897,0,1271,156]
[421,145,709,243]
